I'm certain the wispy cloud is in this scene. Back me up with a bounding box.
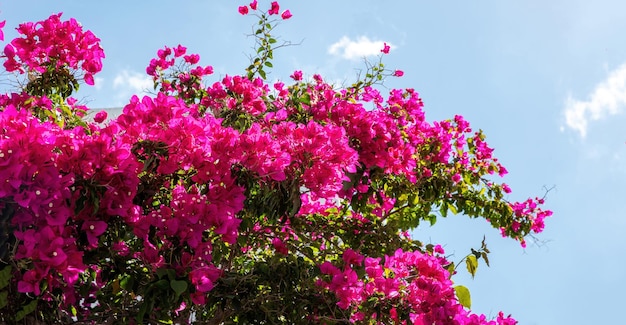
[328,36,390,60]
[563,64,626,138]
[113,70,153,95]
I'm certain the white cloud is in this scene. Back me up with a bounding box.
[328,36,391,60]
[563,64,626,138]
[93,77,105,90]
[113,70,153,95]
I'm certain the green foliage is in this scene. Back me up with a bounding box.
[14,300,37,322]
[247,17,279,80]
[466,255,478,279]
[454,285,472,309]
[0,266,10,310]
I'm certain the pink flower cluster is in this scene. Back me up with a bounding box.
[146,44,214,102]
[0,100,141,307]
[506,197,553,247]
[239,0,292,20]
[3,13,104,85]
[318,248,517,325]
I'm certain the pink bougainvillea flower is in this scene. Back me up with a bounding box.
[190,267,221,292]
[249,0,258,10]
[342,249,364,266]
[173,44,187,57]
[272,237,288,255]
[238,5,249,15]
[190,292,206,305]
[281,10,292,20]
[268,1,280,15]
[81,220,108,248]
[393,69,404,77]
[112,241,130,256]
[381,42,390,54]
[17,269,42,295]
[93,110,107,123]
[183,53,200,64]
[84,73,95,85]
[290,70,302,81]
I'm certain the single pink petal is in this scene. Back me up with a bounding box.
[0,20,5,41]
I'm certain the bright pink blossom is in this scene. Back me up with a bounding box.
[381,42,390,54]
[272,237,288,254]
[281,10,293,20]
[93,110,107,123]
[290,70,302,81]
[81,220,108,248]
[268,1,280,15]
[84,73,95,85]
[238,5,249,15]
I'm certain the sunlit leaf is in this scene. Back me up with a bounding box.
[466,255,478,278]
[454,285,471,308]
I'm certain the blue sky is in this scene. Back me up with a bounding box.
[3,1,626,324]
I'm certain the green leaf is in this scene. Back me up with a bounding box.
[466,254,478,278]
[170,280,188,297]
[264,61,273,68]
[448,202,458,215]
[299,93,311,106]
[410,194,419,206]
[454,285,472,308]
[445,262,455,274]
[259,69,267,80]
[428,214,437,226]
[137,301,148,324]
[481,252,490,267]
[120,275,134,291]
[154,279,169,290]
[15,299,37,321]
[0,265,12,289]
[0,291,7,309]
[440,205,448,218]
[156,268,168,279]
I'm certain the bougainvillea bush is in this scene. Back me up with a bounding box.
[0,1,551,324]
